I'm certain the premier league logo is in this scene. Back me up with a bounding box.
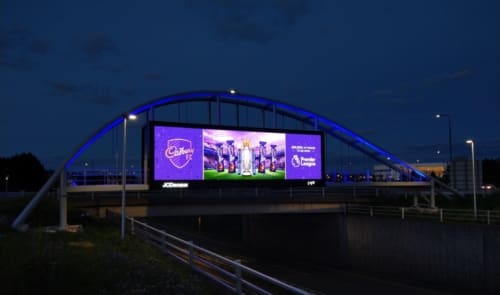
[291,155,301,168]
[164,138,194,169]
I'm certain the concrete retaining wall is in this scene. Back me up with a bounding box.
[242,214,500,294]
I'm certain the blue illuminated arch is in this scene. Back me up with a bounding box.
[65,90,427,179]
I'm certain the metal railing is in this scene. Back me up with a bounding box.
[67,169,143,186]
[121,216,310,294]
[345,204,500,225]
[71,183,435,202]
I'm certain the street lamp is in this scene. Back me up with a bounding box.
[121,113,137,240]
[5,175,9,192]
[466,139,477,219]
[435,114,454,187]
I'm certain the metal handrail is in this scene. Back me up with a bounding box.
[127,216,310,294]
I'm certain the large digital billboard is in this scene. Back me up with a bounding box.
[149,122,324,189]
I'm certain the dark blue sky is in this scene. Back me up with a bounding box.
[1,0,499,170]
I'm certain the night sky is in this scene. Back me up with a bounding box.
[1,0,499,171]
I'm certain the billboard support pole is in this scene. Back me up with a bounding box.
[262,109,265,128]
[216,96,221,125]
[273,104,277,128]
[177,103,181,122]
[208,101,212,125]
[236,104,240,127]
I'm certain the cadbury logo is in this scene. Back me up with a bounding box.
[165,138,194,169]
[165,146,194,158]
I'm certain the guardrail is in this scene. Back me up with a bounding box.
[345,204,500,225]
[118,215,310,294]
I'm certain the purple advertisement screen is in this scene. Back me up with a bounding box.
[285,133,322,179]
[153,126,203,180]
[152,124,322,182]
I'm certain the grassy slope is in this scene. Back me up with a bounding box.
[0,196,225,295]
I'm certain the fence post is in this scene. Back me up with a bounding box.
[235,259,242,294]
[440,209,443,223]
[370,206,373,217]
[401,207,405,220]
[487,211,490,225]
[188,241,194,266]
[343,203,347,215]
[430,178,436,208]
[130,217,135,235]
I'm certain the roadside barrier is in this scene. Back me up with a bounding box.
[118,214,311,295]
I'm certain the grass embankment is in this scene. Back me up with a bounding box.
[0,196,224,295]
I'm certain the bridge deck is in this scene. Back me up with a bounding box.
[66,181,431,193]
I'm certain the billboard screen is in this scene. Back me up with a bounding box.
[149,122,324,188]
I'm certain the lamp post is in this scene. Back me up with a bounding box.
[435,114,454,187]
[5,175,8,192]
[121,113,137,240]
[466,140,477,219]
[84,162,88,185]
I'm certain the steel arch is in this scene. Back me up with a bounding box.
[67,90,426,179]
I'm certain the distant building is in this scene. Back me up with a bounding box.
[373,162,446,181]
[412,162,447,178]
[451,157,483,192]
[373,164,402,181]
[373,159,483,193]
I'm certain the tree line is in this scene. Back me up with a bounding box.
[483,158,500,186]
[1,153,49,192]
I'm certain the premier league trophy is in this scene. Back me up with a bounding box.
[270,144,277,172]
[226,140,236,173]
[258,141,266,174]
[216,143,224,172]
[239,139,253,176]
